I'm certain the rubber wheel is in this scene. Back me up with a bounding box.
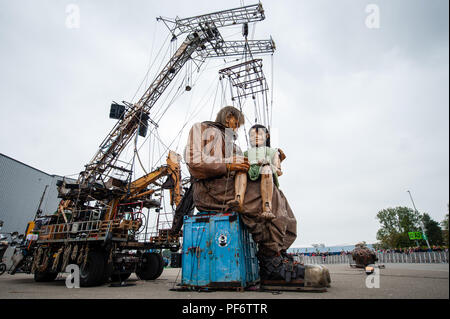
[110,272,131,282]
[34,271,58,282]
[80,251,105,287]
[100,250,113,284]
[101,261,113,283]
[0,263,7,276]
[155,254,164,279]
[136,253,163,280]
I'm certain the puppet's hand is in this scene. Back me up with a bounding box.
[227,156,250,173]
[278,149,286,162]
[227,162,250,173]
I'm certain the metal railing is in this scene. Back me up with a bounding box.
[37,218,170,244]
[376,251,449,264]
[38,219,111,241]
[295,251,449,265]
[297,254,353,265]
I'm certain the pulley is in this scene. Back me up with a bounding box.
[242,23,249,37]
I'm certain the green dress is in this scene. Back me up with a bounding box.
[244,146,280,188]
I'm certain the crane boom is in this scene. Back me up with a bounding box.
[158,3,265,38]
[80,32,209,185]
[200,39,275,58]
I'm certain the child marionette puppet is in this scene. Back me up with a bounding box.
[228,124,285,220]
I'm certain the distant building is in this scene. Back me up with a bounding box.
[287,244,375,254]
[0,153,73,234]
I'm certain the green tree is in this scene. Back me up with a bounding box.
[376,207,421,249]
[375,208,401,249]
[422,213,443,246]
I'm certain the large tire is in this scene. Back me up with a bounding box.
[155,254,164,279]
[111,272,131,282]
[34,271,58,282]
[80,251,105,287]
[100,250,114,284]
[136,253,163,280]
[101,260,113,284]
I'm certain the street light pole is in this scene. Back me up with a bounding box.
[407,190,431,250]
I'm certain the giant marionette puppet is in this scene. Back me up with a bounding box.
[184,106,331,287]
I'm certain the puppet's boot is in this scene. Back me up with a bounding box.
[303,264,331,288]
[257,252,331,288]
[257,252,303,282]
[283,249,331,287]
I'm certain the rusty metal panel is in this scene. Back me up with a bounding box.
[181,212,259,289]
[182,213,212,286]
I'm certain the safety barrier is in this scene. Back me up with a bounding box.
[295,251,449,265]
[376,251,449,264]
[297,254,353,265]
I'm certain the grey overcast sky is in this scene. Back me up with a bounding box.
[0,0,448,247]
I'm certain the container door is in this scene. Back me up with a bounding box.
[181,216,210,286]
[210,213,243,285]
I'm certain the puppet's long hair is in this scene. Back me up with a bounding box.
[215,106,245,127]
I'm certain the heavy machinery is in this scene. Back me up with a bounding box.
[1,189,47,277]
[14,3,275,287]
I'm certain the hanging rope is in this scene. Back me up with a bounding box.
[131,32,171,103]
[270,53,274,130]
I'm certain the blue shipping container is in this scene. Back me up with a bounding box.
[181,212,259,289]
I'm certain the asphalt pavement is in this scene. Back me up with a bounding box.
[0,263,448,299]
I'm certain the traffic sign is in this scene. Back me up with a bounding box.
[408,232,423,240]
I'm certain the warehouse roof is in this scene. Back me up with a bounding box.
[0,153,61,178]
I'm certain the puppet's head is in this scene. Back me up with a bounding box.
[215,106,245,131]
[249,124,270,147]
